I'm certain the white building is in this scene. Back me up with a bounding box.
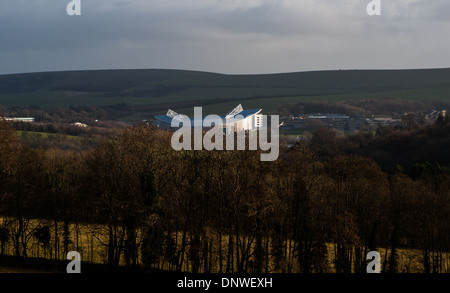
[0,117,35,123]
[71,122,88,128]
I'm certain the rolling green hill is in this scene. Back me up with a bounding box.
[1,68,450,114]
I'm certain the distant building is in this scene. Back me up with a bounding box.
[366,116,401,127]
[0,117,34,123]
[307,114,350,131]
[308,114,350,120]
[71,122,88,128]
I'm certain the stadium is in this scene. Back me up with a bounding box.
[153,104,264,134]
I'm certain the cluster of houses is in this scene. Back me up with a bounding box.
[280,110,447,133]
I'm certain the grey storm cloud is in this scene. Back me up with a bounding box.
[1,0,450,75]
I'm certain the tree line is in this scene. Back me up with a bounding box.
[1,118,450,273]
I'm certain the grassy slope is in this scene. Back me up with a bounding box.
[1,68,450,114]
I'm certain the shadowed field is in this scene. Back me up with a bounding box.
[1,68,450,113]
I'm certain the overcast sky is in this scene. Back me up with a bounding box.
[1,0,450,75]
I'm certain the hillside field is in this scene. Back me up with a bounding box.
[1,68,450,114]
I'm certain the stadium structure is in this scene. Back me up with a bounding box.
[153,104,263,134]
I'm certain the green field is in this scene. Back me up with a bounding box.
[1,68,450,114]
